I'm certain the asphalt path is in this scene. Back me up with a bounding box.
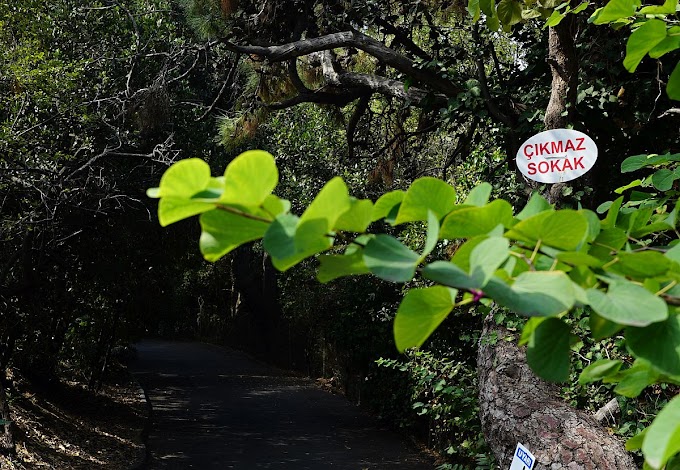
[130,340,435,469]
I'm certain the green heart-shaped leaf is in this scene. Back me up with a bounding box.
[363,235,420,283]
[627,314,680,376]
[526,318,571,382]
[441,200,514,239]
[372,190,405,222]
[394,286,457,351]
[221,150,278,206]
[199,209,269,261]
[484,271,576,316]
[643,394,680,469]
[578,359,623,385]
[587,281,668,327]
[395,177,456,224]
[505,210,588,251]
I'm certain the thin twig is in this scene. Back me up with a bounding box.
[197,53,241,121]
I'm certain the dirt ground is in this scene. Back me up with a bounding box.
[0,367,147,470]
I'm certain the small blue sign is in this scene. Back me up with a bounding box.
[509,443,535,470]
[516,447,534,468]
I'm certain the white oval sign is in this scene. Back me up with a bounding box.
[516,129,597,184]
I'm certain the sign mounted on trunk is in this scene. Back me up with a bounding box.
[516,129,597,184]
[509,443,536,470]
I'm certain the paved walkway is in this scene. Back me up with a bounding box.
[130,340,434,469]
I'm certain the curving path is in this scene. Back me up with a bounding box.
[130,340,435,469]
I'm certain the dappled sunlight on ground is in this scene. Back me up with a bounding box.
[132,340,434,469]
[0,368,146,469]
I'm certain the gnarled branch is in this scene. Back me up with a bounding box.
[221,30,460,97]
[265,88,366,110]
[317,51,446,107]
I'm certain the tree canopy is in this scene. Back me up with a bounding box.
[3,0,680,467]
[147,0,680,468]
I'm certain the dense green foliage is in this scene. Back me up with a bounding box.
[0,0,238,384]
[589,0,680,101]
[469,0,680,100]
[150,146,680,467]
[128,0,680,465]
[377,351,484,462]
[3,0,680,466]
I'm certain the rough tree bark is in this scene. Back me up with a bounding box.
[477,16,635,469]
[477,320,636,469]
[544,17,579,130]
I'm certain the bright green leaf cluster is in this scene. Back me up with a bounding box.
[468,0,680,101]
[467,0,587,32]
[150,151,680,468]
[621,153,680,191]
[588,0,680,100]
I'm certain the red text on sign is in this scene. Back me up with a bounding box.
[527,157,585,175]
[522,138,586,159]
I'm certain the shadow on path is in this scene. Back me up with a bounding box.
[130,340,435,469]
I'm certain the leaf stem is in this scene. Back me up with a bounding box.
[591,241,619,255]
[215,204,273,223]
[509,249,534,270]
[601,257,619,270]
[454,297,475,308]
[530,240,542,265]
[631,246,669,253]
[627,235,648,246]
[657,280,678,296]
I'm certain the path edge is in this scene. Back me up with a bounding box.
[129,372,152,470]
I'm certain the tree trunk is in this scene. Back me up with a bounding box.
[544,17,578,130]
[477,17,636,469]
[478,320,636,469]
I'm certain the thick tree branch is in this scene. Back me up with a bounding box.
[268,53,440,126]
[287,59,311,93]
[262,57,363,109]
[342,72,444,105]
[318,49,342,84]
[317,51,446,107]
[221,30,460,96]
